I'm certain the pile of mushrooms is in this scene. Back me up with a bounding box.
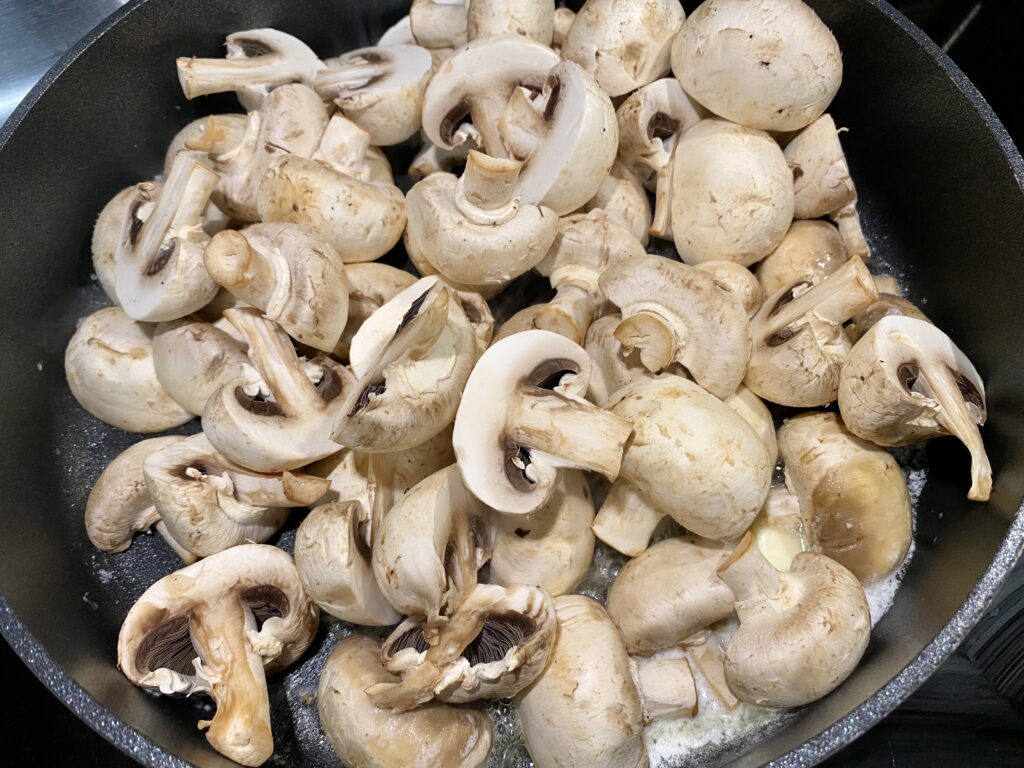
[66,1,993,766]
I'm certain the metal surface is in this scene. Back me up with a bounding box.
[0,1,1023,767]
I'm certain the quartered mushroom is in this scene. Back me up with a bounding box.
[316,44,434,146]
[579,161,653,246]
[466,0,555,43]
[600,254,752,399]
[745,256,878,407]
[453,330,633,515]
[332,262,417,361]
[65,306,193,433]
[204,222,349,352]
[489,469,595,597]
[202,307,353,472]
[848,293,930,343]
[561,0,685,97]
[516,595,647,768]
[717,533,870,707]
[696,260,764,317]
[634,656,700,723]
[778,412,914,583]
[410,0,469,49]
[671,0,842,132]
[583,313,656,406]
[318,635,493,768]
[176,28,324,110]
[839,315,992,501]
[756,219,849,297]
[117,544,317,766]
[368,583,556,711]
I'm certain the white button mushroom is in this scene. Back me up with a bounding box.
[318,634,493,768]
[330,262,417,362]
[838,315,992,501]
[93,184,157,305]
[716,532,871,707]
[687,636,740,711]
[64,306,193,433]
[696,260,765,317]
[466,0,555,44]
[847,293,930,343]
[551,6,575,50]
[756,219,849,297]
[723,385,779,464]
[408,137,473,180]
[583,313,657,406]
[164,114,248,181]
[579,161,653,246]
[453,329,633,515]
[117,544,318,766]
[410,0,469,49]
[671,0,842,132]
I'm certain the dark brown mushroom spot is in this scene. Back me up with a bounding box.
[135,616,195,676]
[235,386,285,416]
[897,362,920,393]
[240,585,290,631]
[128,200,147,246]
[463,612,536,666]
[542,74,562,123]
[504,441,535,492]
[353,516,372,561]
[440,101,471,147]
[315,366,344,403]
[442,541,455,576]
[349,379,386,416]
[514,528,530,538]
[768,280,813,317]
[792,165,805,182]
[235,38,273,58]
[390,625,430,654]
[527,358,580,391]
[647,112,680,141]
[951,368,984,409]
[766,324,807,348]
[144,241,176,276]
[397,288,431,332]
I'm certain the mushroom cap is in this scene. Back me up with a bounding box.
[607,375,772,540]
[515,595,647,768]
[606,536,734,655]
[671,0,842,132]
[756,219,849,297]
[93,184,150,304]
[318,634,493,768]
[164,114,249,181]
[378,14,416,46]
[410,0,470,50]
[724,385,779,465]
[65,306,193,433]
[562,0,685,97]
[333,262,418,362]
[696,260,764,317]
[580,161,653,246]
[785,113,857,219]
[670,119,794,266]
[467,0,555,44]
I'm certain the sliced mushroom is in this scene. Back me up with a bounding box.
[332,262,417,361]
[848,294,930,343]
[724,385,778,465]
[65,306,193,433]
[635,656,699,722]
[616,78,702,188]
[745,256,878,407]
[756,219,849,297]
[450,287,494,358]
[580,161,653,246]
[410,0,469,49]
[453,329,633,515]
[117,544,317,766]
[176,28,324,110]
[583,314,655,406]
[316,45,434,146]
[318,635,493,768]
[516,595,647,768]
[872,274,901,297]
[368,583,556,711]
[838,315,991,501]
[467,0,555,43]
[600,254,751,398]
[671,0,842,132]
[716,532,870,707]
[606,537,733,655]
[204,223,348,352]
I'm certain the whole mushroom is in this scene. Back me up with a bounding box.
[466,0,555,44]
[579,161,653,246]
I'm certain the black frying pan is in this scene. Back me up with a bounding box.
[1,1,1023,766]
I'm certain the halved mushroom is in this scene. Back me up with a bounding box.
[600,254,751,399]
[176,29,324,110]
[745,256,878,407]
[410,0,469,49]
[670,119,794,266]
[318,635,493,768]
[562,0,684,97]
[848,293,930,343]
[634,656,699,722]
[368,583,556,711]
[93,185,151,304]
[332,262,417,361]
[204,223,348,352]
[838,315,991,501]
[202,308,354,472]
[114,152,220,321]
[117,544,317,766]
[316,45,434,146]
[65,306,193,433]
[467,0,555,43]
[606,537,734,655]
[583,314,655,406]
[696,261,764,317]
[671,0,842,132]
[579,161,653,246]
[756,219,849,297]
[453,329,632,515]
[724,385,778,465]
[404,150,559,288]
[489,469,595,596]
[516,595,647,768]
[717,533,870,707]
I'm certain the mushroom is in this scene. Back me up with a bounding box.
[368,583,556,711]
[143,433,327,559]
[749,485,805,571]
[114,152,220,321]
[312,110,396,185]
[848,293,930,343]
[671,0,842,132]
[93,184,149,304]
[453,329,633,515]
[372,465,487,625]
[687,635,740,711]
[606,537,734,655]
[466,0,555,44]
[786,114,869,258]
[724,385,778,465]
[64,306,193,433]
[257,120,406,264]
[756,219,849,297]
[164,114,249,180]
[561,0,685,97]
[872,274,901,296]
[315,45,434,146]
[204,222,349,352]
[551,6,575,49]
[579,161,653,246]
[318,635,493,768]
[599,254,752,399]
[838,315,992,502]
[516,595,647,768]
[716,532,871,707]
[117,544,317,766]
[489,468,595,596]
[404,150,559,289]
[408,138,473,180]
[332,262,417,361]
[595,375,771,551]
[202,307,354,472]
[634,656,699,722]
[669,119,794,266]
[176,28,324,110]
[451,287,494,358]
[745,256,878,407]
[583,314,655,406]
[696,260,764,317]
[410,0,469,49]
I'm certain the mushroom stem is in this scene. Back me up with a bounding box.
[835,202,869,259]
[186,114,249,154]
[591,481,665,557]
[767,256,876,333]
[315,58,381,95]
[471,93,515,159]
[688,639,739,710]
[313,115,372,176]
[535,285,595,346]
[177,51,310,100]
[454,150,523,225]
[716,533,781,607]
[204,230,281,310]
[614,310,677,372]
[649,149,676,240]
[635,658,698,722]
